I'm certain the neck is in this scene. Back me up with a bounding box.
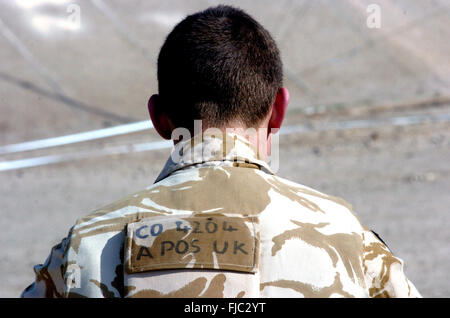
[172,123,271,161]
[221,126,270,161]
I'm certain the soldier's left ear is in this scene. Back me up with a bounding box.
[268,87,289,133]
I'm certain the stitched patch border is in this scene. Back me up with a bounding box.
[125,215,259,274]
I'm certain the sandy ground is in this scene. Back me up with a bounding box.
[1,103,449,297]
[0,0,449,297]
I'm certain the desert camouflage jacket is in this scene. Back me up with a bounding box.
[21,132,421,298]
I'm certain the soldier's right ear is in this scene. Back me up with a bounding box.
[148,94,175,140]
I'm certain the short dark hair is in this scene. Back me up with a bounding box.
[157,5,283,130]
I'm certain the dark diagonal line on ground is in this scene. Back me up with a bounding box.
[0,72,137,124]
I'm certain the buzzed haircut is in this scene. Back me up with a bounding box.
[157,5,283,130]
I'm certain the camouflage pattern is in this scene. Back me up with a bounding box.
[21,132,421,298]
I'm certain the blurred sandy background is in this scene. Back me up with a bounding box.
[0,0,449,297]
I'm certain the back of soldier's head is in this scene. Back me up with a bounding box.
[157,5,283,131]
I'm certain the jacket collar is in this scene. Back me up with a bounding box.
[154,132,274,183]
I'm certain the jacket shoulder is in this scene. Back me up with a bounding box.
[268,175,355,213]
[73,186,171,230]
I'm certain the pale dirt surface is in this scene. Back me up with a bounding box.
[0,0,449,298]
[1,104,448,298]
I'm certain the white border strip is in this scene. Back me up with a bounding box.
[0,140,172,172]
[279,113,450,135]
[0,113,449,172]
[0,120,153,154]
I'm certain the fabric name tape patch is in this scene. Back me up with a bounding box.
[125,215,259,274]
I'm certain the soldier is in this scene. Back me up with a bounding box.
[22,5,420,298]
